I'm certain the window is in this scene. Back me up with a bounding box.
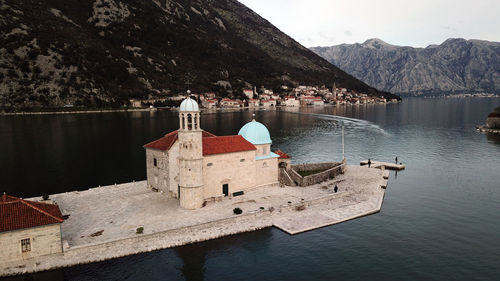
[207,163,213,167]
[262,146,267,155]
[187,114,192,130]
[153,158,157,167]
[240,159,245,162]
[21,238,31,253]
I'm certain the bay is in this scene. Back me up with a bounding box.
[1,97,499,281]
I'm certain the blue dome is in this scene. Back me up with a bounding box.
[238,120,272,145]
[179,97,199,112]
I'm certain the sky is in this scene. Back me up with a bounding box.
[238,0,500,48]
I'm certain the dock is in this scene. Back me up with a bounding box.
[360,160,405,171]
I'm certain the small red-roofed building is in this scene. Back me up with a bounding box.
[201,98,217,108]
[219,98,241,108]
[243,89,254,99]
[248,99,260,107]
[143,97,280,209]
[274,149,292,169]
[0,193,64,263]
[261,99,276,107]
[282,96,300,107]
[301,96,324,106]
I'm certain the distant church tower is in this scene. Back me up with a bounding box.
[178,96,204,209]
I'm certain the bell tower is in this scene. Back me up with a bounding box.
[178,95,204,209]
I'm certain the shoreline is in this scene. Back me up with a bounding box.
[0,100,403,116]
[0,108,154,116]
[0,165,389,277]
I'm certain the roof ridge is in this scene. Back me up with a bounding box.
[19,199,63,223]
[206,134,240,138]
[0,194,20,204]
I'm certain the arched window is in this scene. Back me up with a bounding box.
[187,114,192,130]
[181,113,185,130]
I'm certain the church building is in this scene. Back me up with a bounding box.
[144,97,280,209]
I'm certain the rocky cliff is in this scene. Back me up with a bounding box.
[311,38,500,96]
[0,0,397,109]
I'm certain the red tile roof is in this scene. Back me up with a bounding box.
[143,130,216,151]
[203,135,256,156]
[274,149,291,159]
[1,194,64,233]
[144,131,255,156]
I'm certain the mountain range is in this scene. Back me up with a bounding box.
[311,38,500,96]
[0,0,397,109]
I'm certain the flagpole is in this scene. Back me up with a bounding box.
[342,125,345,160]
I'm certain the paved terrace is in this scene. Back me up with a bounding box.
[1,165,389,276]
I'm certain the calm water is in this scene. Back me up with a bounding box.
[1,98,500,281]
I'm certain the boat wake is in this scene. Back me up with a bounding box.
[287,111,389,136]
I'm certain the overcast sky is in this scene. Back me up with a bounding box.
[238,0,500,48]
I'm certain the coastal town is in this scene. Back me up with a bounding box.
[129,85,398,109]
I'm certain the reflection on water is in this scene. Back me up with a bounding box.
[175,228,273,281]
[0,271,64,281]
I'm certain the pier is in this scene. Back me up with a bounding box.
[360,160,405,170]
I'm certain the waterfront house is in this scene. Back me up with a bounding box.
[129,99,143,108]
[282,96,300,107]
[261,99,277,107]
[201,99,217,108]
[248,99,260,107]
[301,96,324,106]
[243,89,254,99]
[219,98,241,108]
[0,194,64,263]
[259,93,271,100]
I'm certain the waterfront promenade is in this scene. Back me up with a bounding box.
[0,165,388,277]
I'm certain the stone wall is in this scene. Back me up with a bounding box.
[203,150,256,198]
[180,185,204,210]
[145,148,169,193]
[279,168,296,186]
[291,162,339,173]
[289,162,344,187]
[178,131,204,192]
[0,224,62,263]
[168,142,180,197]
[255,157,279,187]
[0,211,273,276]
